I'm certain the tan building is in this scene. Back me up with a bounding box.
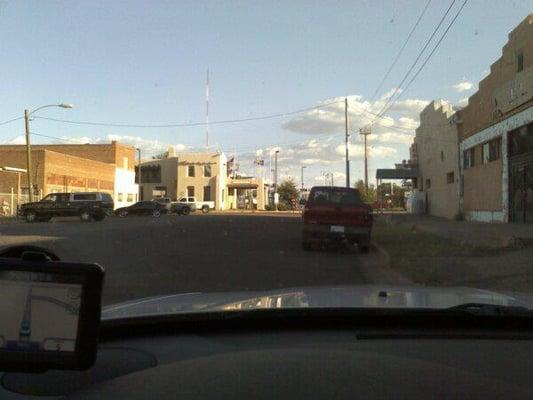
[0,142,138,209]
[413,100,460,219]
[456,14,533,222]
[138,151,267,210]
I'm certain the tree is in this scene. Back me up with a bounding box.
[355,179,377,203]
[277,178,299,206]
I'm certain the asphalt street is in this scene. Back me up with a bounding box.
[0,214,389,305]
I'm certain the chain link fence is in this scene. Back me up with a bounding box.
[0,191,38,217]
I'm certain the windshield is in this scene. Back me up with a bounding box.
[1,1,533,319]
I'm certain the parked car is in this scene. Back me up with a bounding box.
[153,197,172,212]
[177,196,214,213]
[19,192,114,223]
[115,201,164,218]
[301,186,373,252]
[171,202,191,215]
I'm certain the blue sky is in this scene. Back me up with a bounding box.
[0,0,531,185]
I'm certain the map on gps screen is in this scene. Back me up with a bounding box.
[0,273,81,353]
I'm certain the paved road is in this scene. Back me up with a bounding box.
[0,214,387,305]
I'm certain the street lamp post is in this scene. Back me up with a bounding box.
[301,166,306,191]
[24,103,73,202]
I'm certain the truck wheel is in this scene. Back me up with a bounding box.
[152,210,161,218]
[182,207,190,216]
[25,211,37,223]
[118,210,128,218]
[80,210,93,222]
[201,205,210,213]
[93,214,105,222]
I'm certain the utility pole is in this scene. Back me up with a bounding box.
[274,150,279,211]
[344,97,350,188]
[360,125,372,190]
[24,109,33,202]
[300,166,306,190]
[137,148,142,201]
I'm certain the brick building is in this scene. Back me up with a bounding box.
[0,141,138,209]
[456,14,533,222]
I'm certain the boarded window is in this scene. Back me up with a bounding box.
[446,172,454,184]
[482,138,501,163]
[204,165,212,177]
[127,193,133,202]
[117,193,123,202]
[187,186,195,197]
[188,165,195,177]
[425,179,431,189]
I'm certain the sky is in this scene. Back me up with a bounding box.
[0,0,531,186]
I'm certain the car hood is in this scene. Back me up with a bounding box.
[101,285,533,320]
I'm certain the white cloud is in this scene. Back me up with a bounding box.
[457,97,469,107]
[452,81,474,93]
[335,143,397,158]
[282,94,429,136]
[368,132,413,145]
[6,135,26,145]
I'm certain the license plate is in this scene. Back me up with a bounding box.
[330,225,344,233]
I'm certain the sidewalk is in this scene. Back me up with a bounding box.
[381,213,533,248]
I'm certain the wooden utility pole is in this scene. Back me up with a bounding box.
[344,98,350,188]
[24,109,33,202]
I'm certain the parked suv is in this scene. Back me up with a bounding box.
[19,192,114,223]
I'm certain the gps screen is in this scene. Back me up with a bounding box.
[0,271,82,353]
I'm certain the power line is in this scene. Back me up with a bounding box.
[0,116,23,126]
[33,100,344,129]
[372,0,457,123]
[369,0,432,103]
[376,0,469,119]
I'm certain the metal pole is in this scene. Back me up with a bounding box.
[137,148,142,201]
[24,109,33,202]
[301,166,305,190]
[274,151,279,191]
[205,69,209,149]
[17,173,21,211]
[364,133,368,190]
[344,98,350,188]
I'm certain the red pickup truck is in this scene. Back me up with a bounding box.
[301,186,373,252]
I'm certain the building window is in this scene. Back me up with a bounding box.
[425,179,431,189]
[137,164,161,183]
[188,165,195,177]
[187,186,195,197]
[127,193,133,202]
[203,186,211,201]
[440,151,444,162]
[517,51,524,72]
[446,172,454,184]
[482,138,501,163]
[204,165,212,177]
[117,193,123,202]
[463,148,475,169]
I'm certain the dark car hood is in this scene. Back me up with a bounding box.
[102,285,533,320]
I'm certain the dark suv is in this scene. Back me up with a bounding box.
[19,192,114,223]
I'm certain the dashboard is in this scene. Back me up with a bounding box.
[2,326,533,399]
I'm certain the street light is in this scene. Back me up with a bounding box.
[24,103,73,201]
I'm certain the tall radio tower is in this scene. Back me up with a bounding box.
[205,69,210,149]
